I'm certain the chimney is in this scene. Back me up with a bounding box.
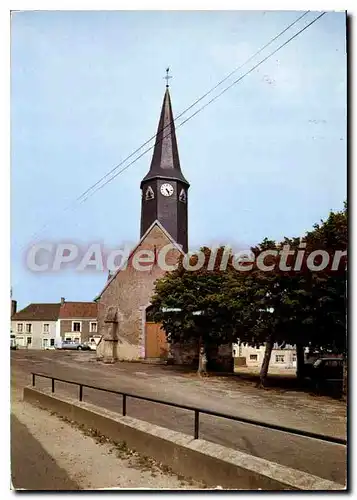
[11,300,17,317]
[61,297,65,305]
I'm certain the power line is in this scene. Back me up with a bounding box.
[17,11,311,246]
[76,10,310,203]
[80,12,326,203]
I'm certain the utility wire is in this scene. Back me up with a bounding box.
[80,12,326,203]
[76,10,310,203]
[18,11,311,245]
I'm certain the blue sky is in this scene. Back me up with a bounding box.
[11,10,347,308]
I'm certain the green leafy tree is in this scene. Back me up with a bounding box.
[151,247,235,372]
[221,238,303,387]
[151,205,347,388]
[301,204,347,394]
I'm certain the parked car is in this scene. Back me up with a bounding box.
[306,357,343,387]
[58,341,91,351]
[87,337,99,350]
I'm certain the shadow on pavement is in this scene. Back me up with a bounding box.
[161,363,343,399]
[11,414,79,491]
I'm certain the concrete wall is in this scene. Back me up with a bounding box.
[11,320,57,349]
[97,223,181,361]
[23,387,344,491]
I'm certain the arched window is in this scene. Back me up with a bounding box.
[145,304,156,322]
[145,186,155,200]
[179,188,186,203]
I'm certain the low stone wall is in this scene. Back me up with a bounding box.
[23,387,344,491]
[234,357,247,367]
[207,344,234,372]
[170,340,198,366]
[170,341,233,372]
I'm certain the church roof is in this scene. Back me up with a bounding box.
[140,88,189,188]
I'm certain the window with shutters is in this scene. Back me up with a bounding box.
[72,322,81,332]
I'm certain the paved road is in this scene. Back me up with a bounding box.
[11,350,347,486]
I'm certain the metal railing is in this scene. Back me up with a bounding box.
[31,372,347,446]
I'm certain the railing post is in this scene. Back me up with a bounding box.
[122,394,126,416]
[51,378,55,393]
[32,373,35,387]
[194,410,199,439]
[79,385,83,402]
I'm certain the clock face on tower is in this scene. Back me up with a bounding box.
[160,183,174,197]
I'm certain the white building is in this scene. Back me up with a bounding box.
[11,303,61,349]
[11,299,100,350]
[232,342,297,369]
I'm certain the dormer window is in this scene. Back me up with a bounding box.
[179,188,187,203]
[145,186,155,200]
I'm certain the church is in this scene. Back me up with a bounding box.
[96,79,191,362]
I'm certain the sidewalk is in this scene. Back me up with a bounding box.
[11,392,206,490]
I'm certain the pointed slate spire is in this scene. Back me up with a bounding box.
[140,88,189,187]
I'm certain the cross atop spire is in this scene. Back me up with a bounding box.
[164,67,172,88]
[140,85,189,188]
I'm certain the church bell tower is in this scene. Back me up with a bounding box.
[140,72,189,253]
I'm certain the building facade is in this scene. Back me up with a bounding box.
[232,343,297,369]
[58,300,98,344]
[11,303,61,349]
[96,221,183,360]
[11,299,98,349]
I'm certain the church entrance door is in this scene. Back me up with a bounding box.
[145,322,168,359]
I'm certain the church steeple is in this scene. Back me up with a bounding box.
[140,79,189,252]
[140,87,189,188]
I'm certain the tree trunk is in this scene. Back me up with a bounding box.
[257,335,274,388]
[296,343,305,381]
[197,337,207,376]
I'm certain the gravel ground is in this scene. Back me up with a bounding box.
[11,391,207,490]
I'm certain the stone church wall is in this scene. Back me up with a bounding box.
[97,223,182,361]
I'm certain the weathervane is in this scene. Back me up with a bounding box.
[164,67,172,88]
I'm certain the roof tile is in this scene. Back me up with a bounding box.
[59,302,97,319]
[12,303,61,321]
